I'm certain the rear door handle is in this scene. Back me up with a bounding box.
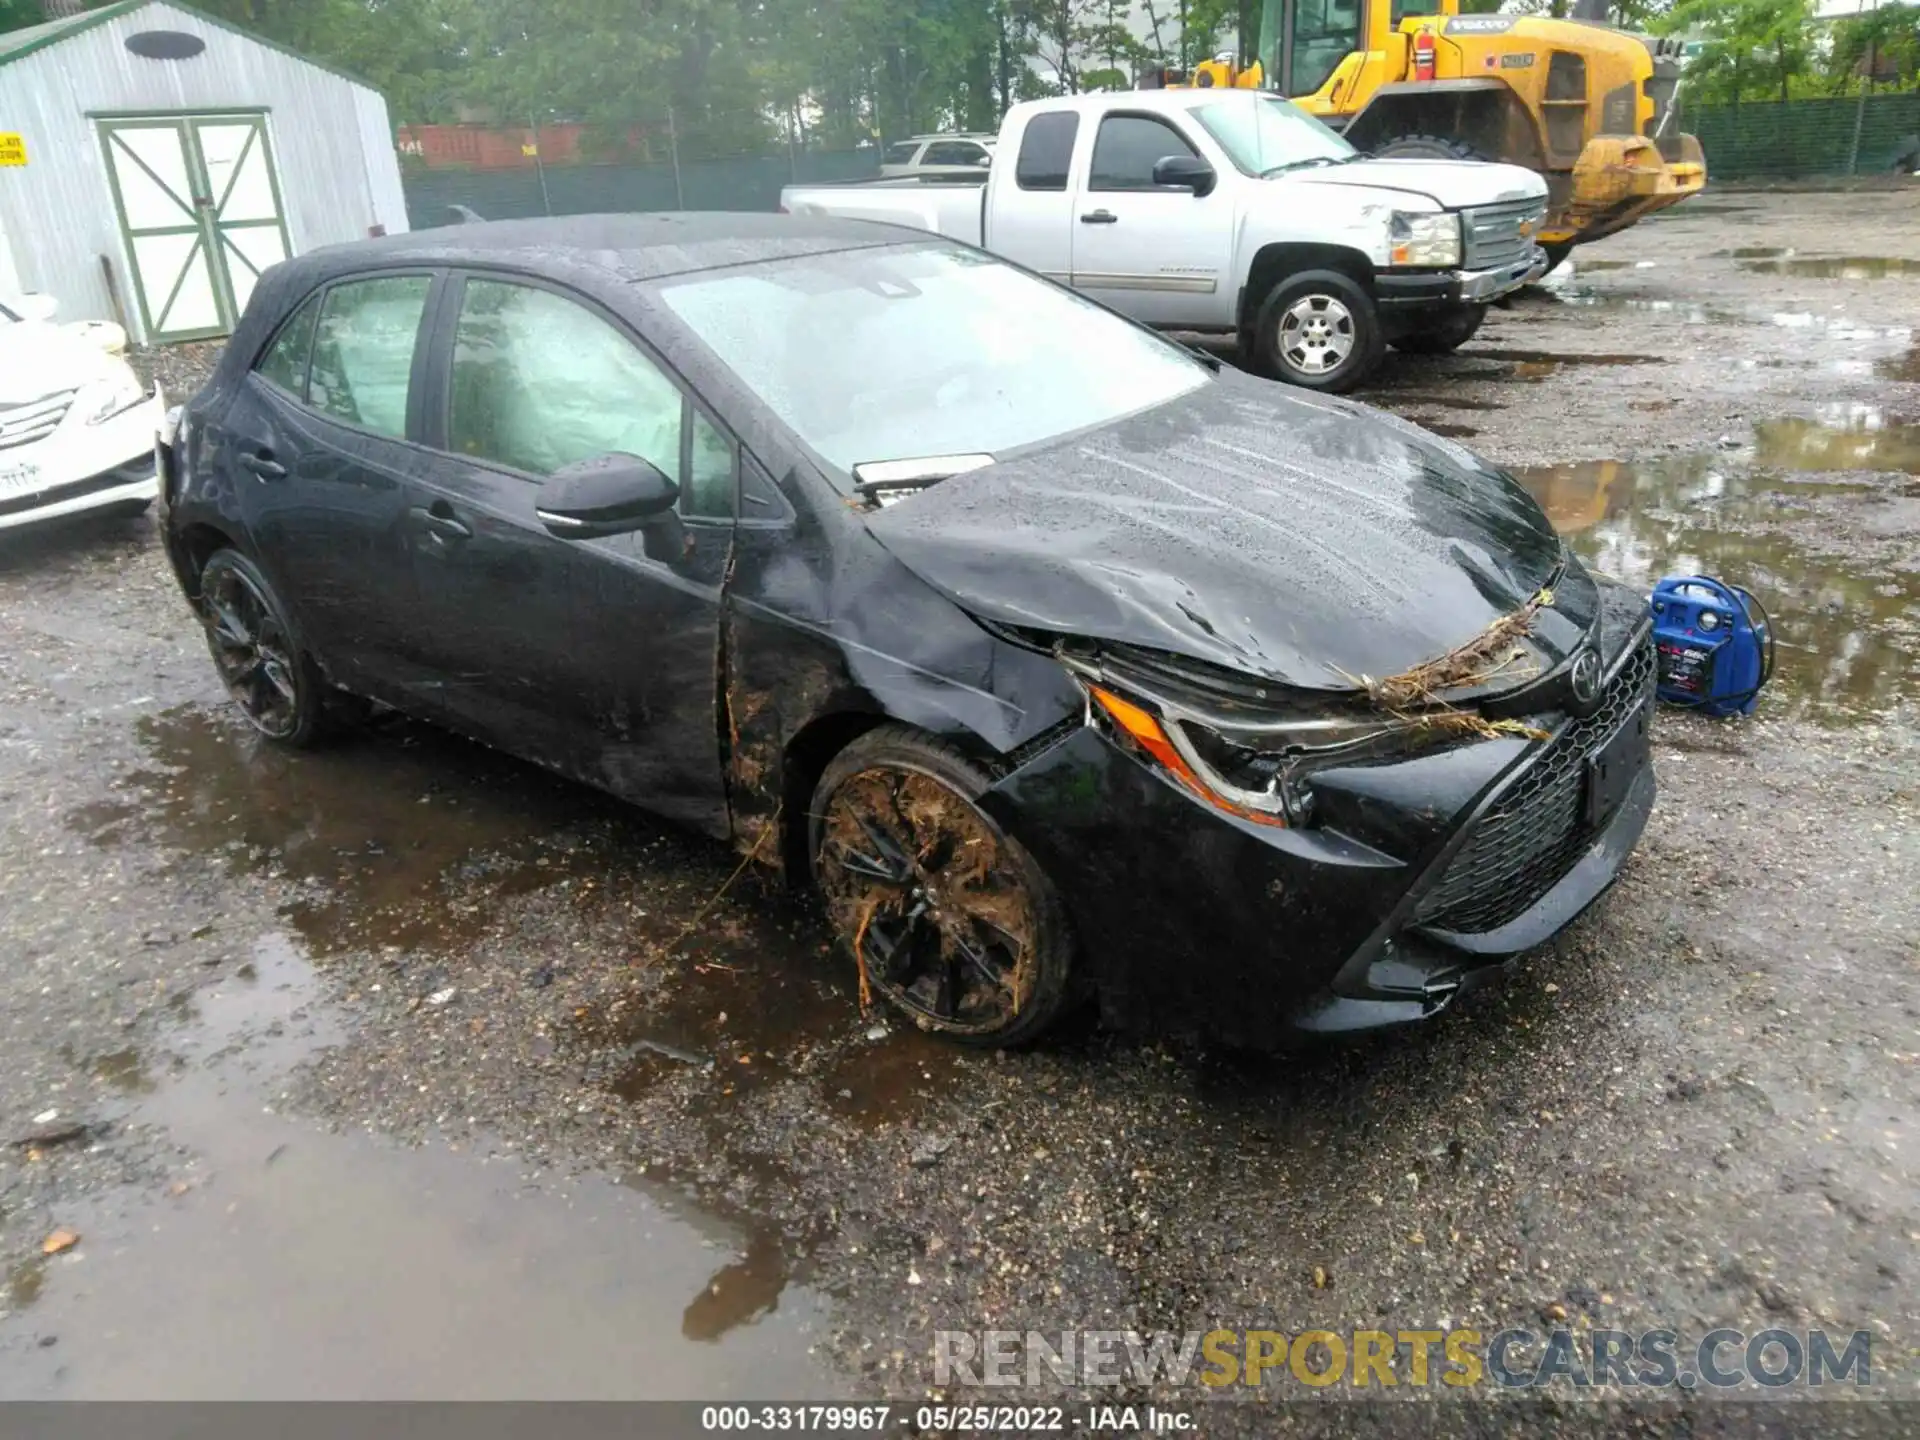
[412,502,472,543]
[1079,209,1118,224]
[239,450,285,480]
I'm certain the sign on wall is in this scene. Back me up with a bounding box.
[0,134,26,167]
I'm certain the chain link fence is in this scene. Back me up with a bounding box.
[1683,93,1920,180]
[399,122,879,230]
[395,92,1920,229]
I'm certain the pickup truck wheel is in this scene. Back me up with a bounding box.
[1253,270,1384,393]
[1391,304,1486,355]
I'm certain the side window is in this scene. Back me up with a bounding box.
[1089,115,1201,190]
[255,294,320,398]
[883,141,921,165]
[1016,113,1079,191]
[684,410,735,520]
[923,140,986,166]
[447,278,736,518]
[1289,0,1364,96]
[308,275,431,438]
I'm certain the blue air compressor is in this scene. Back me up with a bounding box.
[1649,576,1776,718]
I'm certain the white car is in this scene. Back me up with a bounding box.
[0,294,165,533]
[879,134,995,178]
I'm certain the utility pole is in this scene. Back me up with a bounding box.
[527,112,552,217]
[1847,0,1878,174]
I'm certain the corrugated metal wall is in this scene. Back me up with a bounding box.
[0,0,408,343]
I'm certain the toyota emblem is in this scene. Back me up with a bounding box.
[1568,648,1603,710]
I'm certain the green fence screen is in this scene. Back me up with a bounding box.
[403,149,880,229]
[1683,93,1920,180]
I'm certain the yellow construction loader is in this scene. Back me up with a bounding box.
[1145,0,1705,269]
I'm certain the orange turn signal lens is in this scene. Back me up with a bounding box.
[1089,686,1288,827]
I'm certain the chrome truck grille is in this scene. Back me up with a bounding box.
[0,390,77,451]
[1460,198,1548,273]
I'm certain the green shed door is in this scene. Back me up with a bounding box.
[98,114,291,343]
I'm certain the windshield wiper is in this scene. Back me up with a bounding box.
[1261,156,1349,177]
[851,453,995,502]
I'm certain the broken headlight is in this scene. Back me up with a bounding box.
[1087,683,1424,828]
[1388,210,1461,268]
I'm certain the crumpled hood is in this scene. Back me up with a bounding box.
[864,369,1598,694]
[1289,157,1545,209]
[0,322,121,404]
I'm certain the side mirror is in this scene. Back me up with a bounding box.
[1152,154,1217,196]
[536,453,679,540]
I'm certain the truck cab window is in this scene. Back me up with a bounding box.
[1088,115,1200,191]
[1015,112,1079,191]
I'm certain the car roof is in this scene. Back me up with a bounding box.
[215,212,924,388]
[294,211,902,285]
[1010,89,1265,120]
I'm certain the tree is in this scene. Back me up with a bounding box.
[1659,0,1814,103]
[1826,3,1920,92]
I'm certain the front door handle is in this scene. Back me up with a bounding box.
[239,450,285,480]
[413,502,473,543]
[1079,209,1118,224]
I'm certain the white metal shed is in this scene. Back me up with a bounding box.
[0,0,409,345]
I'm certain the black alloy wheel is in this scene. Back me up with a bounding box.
[810,727,1074,1047]
[196,549,327,746]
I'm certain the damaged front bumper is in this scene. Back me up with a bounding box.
[978,612,1657,1050]
[1375,250,1549,312]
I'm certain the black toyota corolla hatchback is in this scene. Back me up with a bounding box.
[158,213,1655,1050]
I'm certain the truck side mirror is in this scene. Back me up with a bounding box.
[1152,155,1217,196]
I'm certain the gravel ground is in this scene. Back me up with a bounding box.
[0,191,1916,1430]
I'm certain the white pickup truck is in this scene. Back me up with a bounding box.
[781,89,1549,393]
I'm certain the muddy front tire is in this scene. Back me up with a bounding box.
[809,726,1075,1047]
[196,549,337,748]
[1251,269,1385,394]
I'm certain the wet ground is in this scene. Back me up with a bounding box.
[1,191,1917,1426]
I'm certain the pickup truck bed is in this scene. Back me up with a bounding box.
[783,176,986,247]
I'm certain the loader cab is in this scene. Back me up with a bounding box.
[1252,0,1458,109]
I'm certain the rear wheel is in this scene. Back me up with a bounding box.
[196,549,340,747]
[1391,304,1487,355]
[1252,269,1384,394]
[809,726,1075,1047]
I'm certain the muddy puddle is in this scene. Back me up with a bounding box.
[1740,256,1920,280]
[1511,446,1919,721]
[40,700,985,1387]
[0,933,837,1398]
[79,709,684,955]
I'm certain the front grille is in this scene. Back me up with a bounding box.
[1415,633,1656,935]
[0,389,77,451]
[1461,198,1548,273]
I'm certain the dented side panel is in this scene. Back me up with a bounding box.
[719,454,1086,862]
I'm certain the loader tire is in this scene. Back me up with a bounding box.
[1371,133,1492,164]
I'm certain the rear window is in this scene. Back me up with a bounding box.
[255,293,320,397]
[883,142,921,165]
[1015,113,1079,192]
[307,275,431,439]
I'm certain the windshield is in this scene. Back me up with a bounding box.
[1191,95,1354,176]
[656,244,1209,479]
